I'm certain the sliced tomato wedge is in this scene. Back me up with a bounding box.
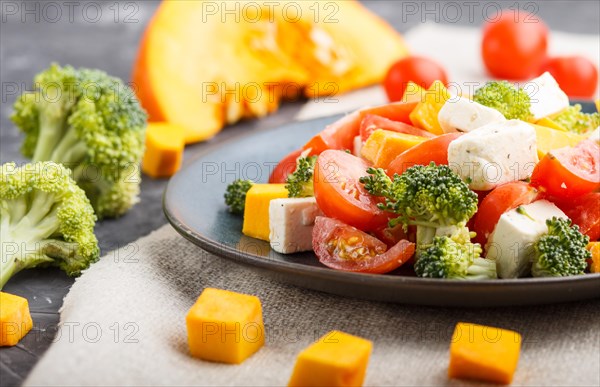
[550,192,600,241]
[387,132,462,176]
[531,139,600,199]
[371,224,409,248]
[314,150,391,231]
[473,182,539,247]
[359,114,435,142]
[313,217,415,274]
[269,149,303,183]
[303,101,418,154]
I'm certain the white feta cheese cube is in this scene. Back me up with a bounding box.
[438,97,506,133]
[448,119,539,191]
[486,200,567,279]
[269,197,322,254]
[524,72,570,121]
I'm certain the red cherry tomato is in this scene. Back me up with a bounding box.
[473,182,539,247]
[549,192,600,241]
[386,133,462,176]
[312,216,415,274]
[269,149,302,183]
[531,140,600,199]
[383,56,448,102]
[482,10,548,80]
[541,56,599,99]
[359,114,435,143]
[314,150,391,231]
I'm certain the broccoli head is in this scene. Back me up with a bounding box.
[473,81,533,121]
[552,104,599,134]
[11,63,147,218]
[224,179,254,215]
[415,228,496,280]
[532,217,590,277]
[285,154,317,198]
[0,162,99,289]
[361,163,478,249]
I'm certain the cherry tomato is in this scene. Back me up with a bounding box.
[473,182,539,247]
[269,149,303,183]
[313,216,415,274]
[386,133,462,176]
[482,11,548,80]
[359,114,435,143]
[303,102,418,155]
[371,224,409,248]
[531,140,600,199]
[550,192,600,241]
[383,56,448,102]
[314,150,391,231]
[541,56,599,99]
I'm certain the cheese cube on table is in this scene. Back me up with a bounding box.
[449,322,521,384]
[486,200,567,278]
[269,197,323,254]
[186,288,264,364]
[242,184,288,241]
[524,72,569,121]
[448,119,538,191]
[288,331,373,387]
[0,292,33,346]
[438,96,506,133]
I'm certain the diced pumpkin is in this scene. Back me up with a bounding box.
[288,330,373,387]
[409,81,451,135]
[588,242,600,273]
[133,1,408,143]
[401,82,426,103]
[242,184,288,241]
[448,322,521,385]
[361,129,426,168]
[186,288,264,364]
[531,124,586,159]
[142,123,186,178]
[535,117,566,131]
[0,292,33,347]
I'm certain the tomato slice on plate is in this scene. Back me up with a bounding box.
[531,139,600,199]
[313,217,415,274]
[473,182,539,247]
[550,192,600,241]
[269,149,302,183]
[387,132,462,176]
[314,150,391,231]
[359,114,435,142]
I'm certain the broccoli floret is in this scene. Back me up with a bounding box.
[532,217,590,277]
[224,179,254,215]
[552,104,599,134]
[360,163,478,250]
[415,228,496,280]
[0,162,100,289]
[473,81,533,121]
[285,155,317,198]
[11,64,147,219]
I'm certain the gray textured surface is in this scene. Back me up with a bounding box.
[0,0,598,385]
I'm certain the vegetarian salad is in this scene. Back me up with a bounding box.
[225,73,600,280]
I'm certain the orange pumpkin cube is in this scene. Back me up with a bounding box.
[142,122,186,178]
[288,331,373,387]
[449,322,522,384]
[361,129,426,168]
[0,292,33,347]
[409,80,451,135]
[186,288,264,364]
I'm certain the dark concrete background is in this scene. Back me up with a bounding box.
[0,1,598,385]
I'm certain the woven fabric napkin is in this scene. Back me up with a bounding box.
[26,24,600,386]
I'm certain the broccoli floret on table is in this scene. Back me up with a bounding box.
[552,104,599,134]
[224,179,254,215]
[473,80,533,121]
[285,155,317,198]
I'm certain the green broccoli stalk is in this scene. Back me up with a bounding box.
[552,104,599,134]
[224,179,254,215]
[415,228,496,280]
[285,154,317,198]
[360,163,479,252]
[532,217,590,277]
[473,81,533,121]
[0,162,100,289]
[11,64,147,219]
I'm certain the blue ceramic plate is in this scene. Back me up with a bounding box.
[164,103,600,307]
